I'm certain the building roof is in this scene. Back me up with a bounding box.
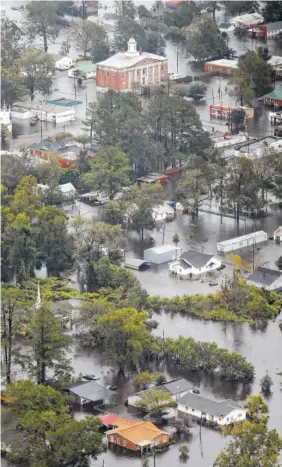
[247,266,282,286]
[161,378,193,395]
[106,421,168,446]
[264,88,282,100]
[98,414,137,428]
[265,21,282,31]
[178,392,241,417]
[97,50,166,70]
[181,250,214,268]
[65,380,111,402]
[217,231,267,247]
[59,182,76,194]
[268,56,282,68]
[205,59,238,68]
[145,244,182,255]
[274,226,282,236]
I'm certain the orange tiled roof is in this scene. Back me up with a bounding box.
[106,421,169,445]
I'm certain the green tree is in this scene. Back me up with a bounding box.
[225,1,259,16]
[84,146,130,200]
[126,183,164,241]
[229,69,255,106]
[114,18,147,52]
[231,108,246,131]
[234,51,273,98]
[1,286,30,384]
[1,67,27,106]
[136,388,175,415]
[72,219,125,291]
[164,1,199,29]
[244,394,269,425]
[224,157,258,224]
[115,0,136,19]
[137,4,151,19]
[103,200,125,225]
[1,18,24,68]
[186,16,229,62]
[18,49,55,101]
[25,1,61,52]
[6,381,103,467]
[1,124,11,143]
[179,444,190,461]
[260,372,273,395]
[257,46,272,62]
[97,307,151,373]
[214,396,282,467]
[134,371,160,389]
[263,1,282,22]
[187,82,207,100]
[73,20,109,60]
[25,303,72,384]
[35,206,74,276]
[176,169,206,218]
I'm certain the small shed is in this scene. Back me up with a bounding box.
[144,244,182,264]
[274,226,282,243]
[124,258,151,271]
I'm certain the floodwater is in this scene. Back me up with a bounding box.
[4,0,282,148]
[2,3,282,467]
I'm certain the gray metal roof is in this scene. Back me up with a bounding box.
[67,381,111,402]
[266,21,282,31]
[181,250,214,268]
[247,266,282,286]
[178,392,240,417]
[161,378,194,395]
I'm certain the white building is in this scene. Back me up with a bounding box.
[11,103,75,124]
[274,226,282,243]
[247,266,282,292]
[152,204,175,223]
[230,12,263,27]
[59,183,76,199]
[0,107,12,132]
[178,392,246,427]
[55,56,74,71]
[144,244,182,264]
[127,379,194,408]
[217,231,268,253]
[169,250,221,279]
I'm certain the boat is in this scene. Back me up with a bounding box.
[82,374,100,381]
[209,281,218,286]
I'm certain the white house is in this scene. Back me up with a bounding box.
[0,106,12,132]
[144,244,182,264]
[169,250,221,279]
[178,392,246,427]
[127,378,194,408]
[152,204,175,223]
[274,226,282,244]
[55,56,74,71]
[247,266,282,292]
[59,182,76,199]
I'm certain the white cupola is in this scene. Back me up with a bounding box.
[126,37,138,55]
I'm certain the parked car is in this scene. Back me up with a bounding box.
[82,374,100,381]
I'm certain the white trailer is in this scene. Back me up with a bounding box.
[217,231,268,253]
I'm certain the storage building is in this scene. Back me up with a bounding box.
[217,231,268,253]
[144,244,182,264]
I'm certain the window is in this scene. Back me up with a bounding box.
[192,408,195,412]
[142,77,145,85]
[110,436,114,442]
[122,72,125,78]
[107,72,109,78]
[101,70,104,77]
[161,65,164,71]
[123,440,127,447]
[143,68,146,75]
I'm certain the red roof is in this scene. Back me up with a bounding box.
[99,414,119,425]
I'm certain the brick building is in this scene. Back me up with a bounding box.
[96,38,168,92]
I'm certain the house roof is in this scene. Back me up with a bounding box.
[65,380,111,402]
[97,51,166,70]
[181,250,214,268]
[161,378,193,395]
[59,182,76,193]
[205,59,238,68]
[247,266,282,286]
[274,226,282,236]
[264,88,282,100]
[145,244,182,255]
[179,392,241,417]
[106,421,168,446]
[265,21,282,31]
[98,414,136,428]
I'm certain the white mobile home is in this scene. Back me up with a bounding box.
[144,244,182,264]
[178,392,246,427]
[217,231,268,253]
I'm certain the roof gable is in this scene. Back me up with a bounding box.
[106,421,168,444]
[181,250,214,268]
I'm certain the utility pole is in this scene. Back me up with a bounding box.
[176,47,179,74]
[162,222,166,245]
